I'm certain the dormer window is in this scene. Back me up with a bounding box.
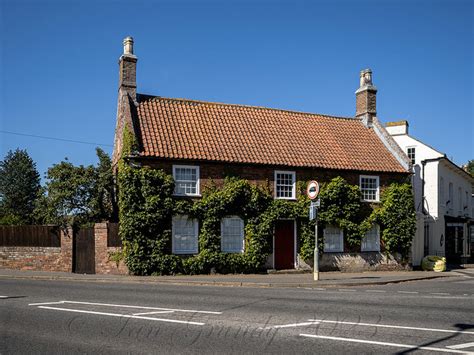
[173,165,200,196]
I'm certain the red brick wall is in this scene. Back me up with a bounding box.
[140,158,409,197]
[0,229,72,272]
[94,222,128,275]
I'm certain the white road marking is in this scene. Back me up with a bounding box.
[447,342,474,350]
[259,321,320,330]
[0,296,9,298]
[132,310,175,316]
[307,319,474,335]
[29,301,65,306]
[397,291,418,294]
[365,290,386,293]
[430,292,451,295]
[37,306,205,325]
[338,289,356,292]
[313,288,326,291]
[35,300,222,314]
[299,334,472,354]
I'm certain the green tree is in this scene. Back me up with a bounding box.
[0,149,41,224]
[35,148,116,228]
[466,160,474,177]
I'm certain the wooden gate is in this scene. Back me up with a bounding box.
[73,227,95,274]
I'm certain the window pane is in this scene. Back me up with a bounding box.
[173,216,198,254]
[174,166,198,195]
[276,172,295,198]
[362,225,380,252]
[324,226,343,252]
[360,176,379,202]
[221,217,244,253]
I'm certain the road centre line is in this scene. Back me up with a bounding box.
[397,291,419,294]
[307,319,474,335]
[133,310,175,316]
[447,342,474,350]
[338,289,356,292]
[29,300,222,314]
[37,306,205,326]
[365,290,386,293]
[259,321,320,330]
[29,301,65,306]
[299,334,472,354]
[430,292,451,295]
[0,296,9,298]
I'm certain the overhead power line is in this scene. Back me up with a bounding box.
[0,130,113,147]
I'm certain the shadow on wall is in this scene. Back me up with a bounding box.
[309,252,410,272]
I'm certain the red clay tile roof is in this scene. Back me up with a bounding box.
[135,95,407,173]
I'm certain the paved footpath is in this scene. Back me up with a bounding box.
[0,268,456,288]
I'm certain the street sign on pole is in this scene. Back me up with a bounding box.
[306,181,320,200]
[307,181,320,281]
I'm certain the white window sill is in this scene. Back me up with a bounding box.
[275,197,297,201]
[173,251,198,255]
[173,194,202,198]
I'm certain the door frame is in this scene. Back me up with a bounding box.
[272,219,297,269]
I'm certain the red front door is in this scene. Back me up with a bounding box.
[274,220,295,270]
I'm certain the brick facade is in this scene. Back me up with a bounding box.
[140,158,409,197]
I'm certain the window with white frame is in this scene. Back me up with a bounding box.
[173,165,200,196]
[360,175,380,202]
[323,226,344,252]
[172,216,198,254]
[221,216,244,253]
[407,147,416,165]
[274,171,296,199]
[362,225,380,252]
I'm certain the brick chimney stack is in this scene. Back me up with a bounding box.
[355,69,377,127]
[119,36,137,101]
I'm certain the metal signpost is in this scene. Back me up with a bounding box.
[307,181,320,281]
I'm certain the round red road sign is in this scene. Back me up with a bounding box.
[306,180,320,200]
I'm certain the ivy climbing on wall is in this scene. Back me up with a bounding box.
[117,129,416,275]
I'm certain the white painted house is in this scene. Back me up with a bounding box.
[386,121,474,266]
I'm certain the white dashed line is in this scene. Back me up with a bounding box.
[306,319,474,335]
[365,290,386,293]
[37,306,205,325]
[447,342,474,350]
[132,310,175,316]
[260,321,320,330]
[430,292,450,296]
[338,289,356,292]
[397,291,418,294]
[299,334,472,354]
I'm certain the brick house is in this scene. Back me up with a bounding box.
[113,37,412,271]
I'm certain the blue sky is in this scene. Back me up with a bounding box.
[1,0,472,179]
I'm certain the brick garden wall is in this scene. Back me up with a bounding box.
[0,229,73,272]
[94,223,128,275]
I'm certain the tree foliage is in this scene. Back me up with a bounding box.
[466,160,474,177]
[35,148,116,228]
[0,149,41,224]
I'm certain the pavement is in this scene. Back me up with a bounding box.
[0,267,456,288]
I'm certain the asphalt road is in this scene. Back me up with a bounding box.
[1,270,473,354]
